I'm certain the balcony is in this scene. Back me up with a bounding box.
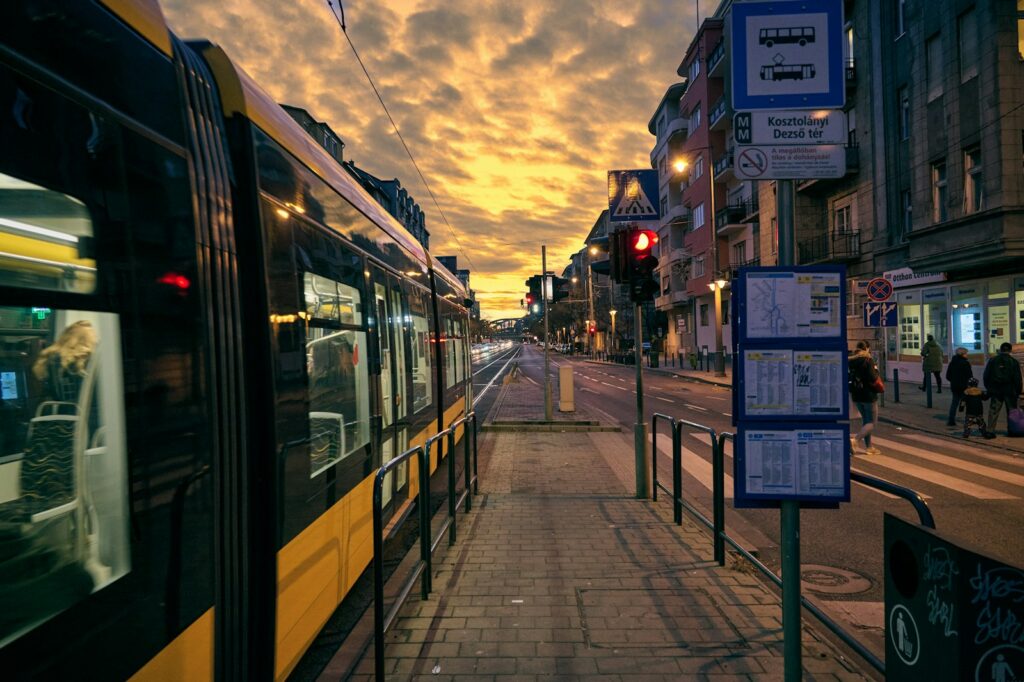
[708,39,726,77]
[739,195,759,220]
[713,150,734,178]
[715,204,747,237]
[709,95,729,131]
[796,145,861,192]
[650,117,689,166]
[798,231,861,264]
[663,203,693,229]
[729,256,761,279]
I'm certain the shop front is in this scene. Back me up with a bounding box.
[887,273,1024,383]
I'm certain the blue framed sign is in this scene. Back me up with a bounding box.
[734,422,850,506]
[731,0,846,111]
[736,348,848,422]
[607,170,660,222]
[733,265,846,345]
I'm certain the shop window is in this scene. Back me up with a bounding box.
[931,161,948,223]
[952,284,983,354]
[1015,277,1024,344]
[922,288,949,352]
[0,308,130,644]
[304,273,370,477]
[898,291,921,356]
[987,278,1011,355]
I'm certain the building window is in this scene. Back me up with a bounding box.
[847,107,857,146]
[731,240,747,265]
[693,255,705,277]
[721,296,730,325]
[964,146,983,213]
[689,105,702,131]
[898,87,910,140]
[699,303,709,327]
[926,34,943,102]
[1019,1,1024,59]
[959,10,978,82]
[931,161,948,223]
[693,155,704,181]
[657,114,666,137]
[771,216,778,254]
[688,57,700,83]
[661,195,668,216]
[845,23,854,66]
[693,202,705,229]
[901,189,913,237]
[834,203,853,234]
[897,0,906,37]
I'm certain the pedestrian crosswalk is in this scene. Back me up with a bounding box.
[673,430,1021,502]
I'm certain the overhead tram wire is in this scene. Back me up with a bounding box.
[326,1,475,271]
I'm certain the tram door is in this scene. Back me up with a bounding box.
[372,268,411,507]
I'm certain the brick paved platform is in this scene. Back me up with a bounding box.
[345,376,870,680]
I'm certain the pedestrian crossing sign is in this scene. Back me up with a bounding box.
[608,170,660,222]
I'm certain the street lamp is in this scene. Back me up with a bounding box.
[610,309,617,351]
[675,148,725,378]
[707,279,728,377]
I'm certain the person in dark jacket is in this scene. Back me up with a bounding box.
[982,342,1023,438]
[944,347,973,426]
[919,334,944,393]
[848,340,881,455]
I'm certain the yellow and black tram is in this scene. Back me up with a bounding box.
[0,1,473,678]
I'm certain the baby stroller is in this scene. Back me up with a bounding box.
[960,378,989,438]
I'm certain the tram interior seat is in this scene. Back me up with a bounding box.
[310,411,347,470]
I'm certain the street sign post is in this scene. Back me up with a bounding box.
[731,0,846,111]
[735,145,846,180]
[607,170,660,223]
[734,110,847,145]
[866,277,894,302]
[863,301,897,327]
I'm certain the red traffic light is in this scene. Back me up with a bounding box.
[588,324,596,334]
[525,294,535,305]
[631,230,658,252]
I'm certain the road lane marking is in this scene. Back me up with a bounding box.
[871,436,1024,488]
[524,375,539,386]
[685,403,709,412]
[655,396,675,403]
[853,453,1016,500]
[901,433,1024,469]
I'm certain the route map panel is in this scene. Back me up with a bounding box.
[735,266,846,344]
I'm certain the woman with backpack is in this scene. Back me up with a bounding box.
[849,340,882,455]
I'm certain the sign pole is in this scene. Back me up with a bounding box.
[634,302,649,498]
[776,179,801,682]
[543,246,552,421]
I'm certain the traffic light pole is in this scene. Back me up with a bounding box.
[542,245,553,421]
[633,302,649,499]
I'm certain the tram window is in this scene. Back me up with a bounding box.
[0,307,130,646]
[303,274,370,477]
[409,292,432,413]
[445,317,456,389]
[0,67,114,294]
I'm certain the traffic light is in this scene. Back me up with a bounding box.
[551,276,570,303]
[627,227,659,302]
[588,323,596,335]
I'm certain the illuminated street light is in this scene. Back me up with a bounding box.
[673,159,688,174]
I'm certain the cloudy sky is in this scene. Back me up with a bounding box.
[163,0,700,320]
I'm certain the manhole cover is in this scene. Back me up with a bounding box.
[800,564,872,595]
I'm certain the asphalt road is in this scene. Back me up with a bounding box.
[513,343,1024,659]
[469,341,521,421]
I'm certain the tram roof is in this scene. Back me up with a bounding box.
[98,0,173,57]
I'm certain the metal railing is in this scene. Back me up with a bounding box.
[707,38,726,73]
[372,411,480,678]
[798,230,861,264]
[650,415,936,676]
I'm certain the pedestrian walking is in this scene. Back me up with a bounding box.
[849,340,882,455]
[982,342,1023,438]
[919,334,944,393]
[944,347,973,426]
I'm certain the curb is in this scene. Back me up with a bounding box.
[878,414,1024,456]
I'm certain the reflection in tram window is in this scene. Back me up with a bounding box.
[409,292,432,413]
[0,307,129,645]
[303,273,370,477]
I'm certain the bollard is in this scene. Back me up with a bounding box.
[558,365,575,412]
[894,368,900,403]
